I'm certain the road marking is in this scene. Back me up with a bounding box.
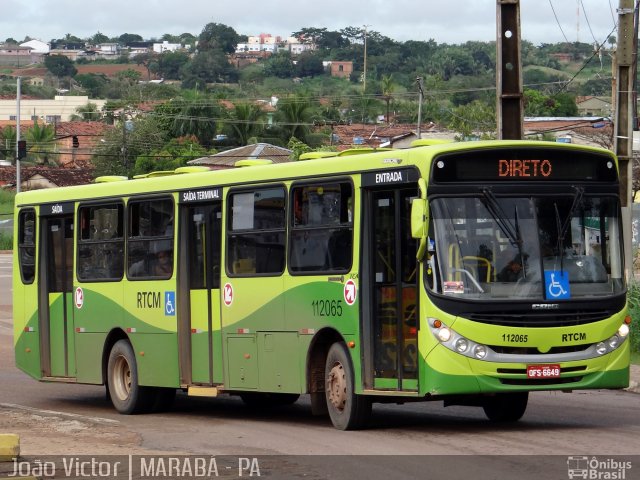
[0,403,121,425]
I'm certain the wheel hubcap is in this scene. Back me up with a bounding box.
[112,355,131,401]
[327,362,347,412]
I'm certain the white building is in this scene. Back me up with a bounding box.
[19,39,50,54]
[153,41,182,53]
[0,96,108,122]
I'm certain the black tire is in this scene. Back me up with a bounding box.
[240,392,300,407]
[107,339,154,414]
[325,342,371,430]
[482,392,529,422]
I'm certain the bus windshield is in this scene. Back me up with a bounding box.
[429,195,624,300]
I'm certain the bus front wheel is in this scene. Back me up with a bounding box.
[324,342,371,430]
[482,392,528,422]
[107,340,153,414]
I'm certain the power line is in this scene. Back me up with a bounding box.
[580,0,600,44]
[548,0,570,43]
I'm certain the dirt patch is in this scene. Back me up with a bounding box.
[0,406,177,455]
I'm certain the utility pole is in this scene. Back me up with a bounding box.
[416,77,424,138]
[614,0,635,279]
[496,0,523,140]
[15,77,21,193]
[362,25,370,93]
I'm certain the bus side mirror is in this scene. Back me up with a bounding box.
[411,198,429,262]
[412,178,428,261]
[411,199,426,239]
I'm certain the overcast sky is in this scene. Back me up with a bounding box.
[2,0,621,46]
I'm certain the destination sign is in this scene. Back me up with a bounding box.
[41,202,74,216]
[432,148,617,183]
[362,168,419,187]
[179,188,221,204]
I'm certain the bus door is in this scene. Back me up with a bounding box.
[38,203,75,378]
[177,188,222,386]
[362,170,419,391]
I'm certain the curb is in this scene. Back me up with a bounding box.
[0,433,19,462]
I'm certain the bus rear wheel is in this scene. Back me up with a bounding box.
[324,342,371,430]
[482,392,528,422]
[107,340,153,414]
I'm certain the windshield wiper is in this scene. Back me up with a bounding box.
[481,188,527,278]
[554,186,584,271]
[481,188,519,246]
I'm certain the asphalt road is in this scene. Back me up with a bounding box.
[1,253,639,479]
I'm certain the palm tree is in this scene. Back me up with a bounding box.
[70,102,101,122]
[0,126,16,161]
[275,94,315,144]
[223,102,265,146]
[25,120,55,164]
[380,74,396,124]
[171,98,221,148]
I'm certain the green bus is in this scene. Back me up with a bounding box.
[13,140,631,430]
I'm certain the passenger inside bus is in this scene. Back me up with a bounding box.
[129,239,173,278]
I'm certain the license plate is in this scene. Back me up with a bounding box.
[526,364,561,378]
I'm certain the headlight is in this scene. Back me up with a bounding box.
[474,345,487,359]
[608,335,620,349]
[596,342,607,355]
[437,328,452,342]
[618,324,630,338]
[429,321,491,360]
[455,338,469,353]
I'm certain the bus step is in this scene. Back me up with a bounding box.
[187,386,219,397]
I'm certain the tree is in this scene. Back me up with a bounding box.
[116,69,142,85]
[222,102,266,146]
[133,136,209,175]
[0,127,16,161]
[197,23,240,53]
[263,51,295,79]
[447,100,496,140]
[44,55,77,79]
[92,115,170,177]
[296,52,325,78]
[25,120,55,164]
[5,37,18,45]
[70,102,101,122]
[275,94,316,144]
[181,50,239,87]
[157,51,190,80]
[380,74,396,123]
[170,98,222,148]
[118,33,143,46]
[75,73,108,97]
[91,31,110,45]
[135,52,159,80]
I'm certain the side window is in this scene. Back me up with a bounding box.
[227,187,285,276]
[289,182,353,273]
[77,204,124,281]
[127,198,174,280]
[17,209,36,284]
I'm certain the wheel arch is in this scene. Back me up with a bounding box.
[102,328,129,385]
[305,327,345,395]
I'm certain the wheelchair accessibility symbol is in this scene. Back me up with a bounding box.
[544,271,570,300]
[165,291,176,316]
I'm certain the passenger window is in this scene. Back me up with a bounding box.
[127,198,174,280]
[289,182,353,273]
[18,209,36,284]
[77,204,124,282]
[227,187,285,276]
